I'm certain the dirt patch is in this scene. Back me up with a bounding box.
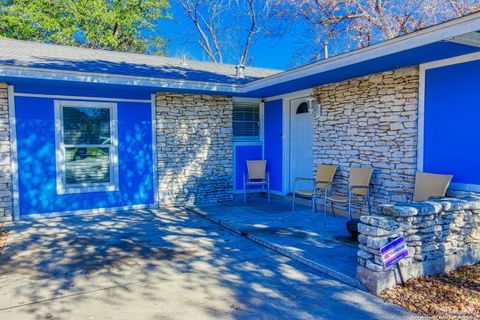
[379,264,480,319]
[0,222,9,255]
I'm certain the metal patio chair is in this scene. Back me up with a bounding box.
[388,171,453,203]
[292,164,337,213]
[324,167,373,224]
[244,160,270,203]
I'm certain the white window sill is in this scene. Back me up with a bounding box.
[57,184,119,195]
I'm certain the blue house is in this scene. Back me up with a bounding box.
[0,13,479,221]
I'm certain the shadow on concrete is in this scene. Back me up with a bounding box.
[0,208,412,319]
[191,198,360,282]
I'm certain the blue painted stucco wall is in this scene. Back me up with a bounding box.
[234,145,263,191]
[15,92,154,215]
[264,99,283,192]
[424,59,480,186]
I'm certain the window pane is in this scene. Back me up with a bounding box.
[296,102,309,114]
[65,147,110,185]
[63,107,111,145]
[233,104,259,138]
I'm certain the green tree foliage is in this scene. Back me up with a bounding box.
[0,0,170,54]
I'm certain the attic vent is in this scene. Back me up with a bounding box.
[235,64,245,78]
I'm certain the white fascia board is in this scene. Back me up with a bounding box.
[0,65,241,94]
[242,12,480,93]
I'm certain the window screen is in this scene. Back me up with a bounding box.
[233,103,260,140]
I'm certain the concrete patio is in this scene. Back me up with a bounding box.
[0,208,414,319]
[189,198,361,287]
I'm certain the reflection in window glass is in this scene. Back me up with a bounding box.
[58,104,116,191]
[63,107,110,145]
[296,102,309,114]
[65,147,110,185]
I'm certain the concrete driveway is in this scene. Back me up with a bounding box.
[0,208,414,319]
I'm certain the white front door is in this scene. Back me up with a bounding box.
[289,97,313,192]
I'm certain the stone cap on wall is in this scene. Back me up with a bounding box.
[380,194,480,217]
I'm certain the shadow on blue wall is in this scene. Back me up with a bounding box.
[235,145,263,191]
[15,96,154,215]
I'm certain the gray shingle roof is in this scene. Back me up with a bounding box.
[0,38,281,85]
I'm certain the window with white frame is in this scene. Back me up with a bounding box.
[55,101,118,194]
[233,102,260,140]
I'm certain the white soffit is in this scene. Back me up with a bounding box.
[447,31,480,48]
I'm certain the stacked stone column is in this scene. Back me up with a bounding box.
[357,195,480,293]
[155,93,233,206]
[0,83,13,221]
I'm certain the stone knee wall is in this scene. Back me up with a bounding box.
[357,195,480,293]
[0,83,13,221]
[313,67,419,214]
[155,93,233,206]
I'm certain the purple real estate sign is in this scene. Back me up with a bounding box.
[380,236,409,269]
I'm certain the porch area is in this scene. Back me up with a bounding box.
[188,197,361,288]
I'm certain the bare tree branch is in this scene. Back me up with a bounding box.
[177,0,273,65]
[276,0,480,64]
[239,0,259,65]
[178,0,221,62]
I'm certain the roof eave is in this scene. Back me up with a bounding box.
[242,12,480,93]
[0,65,241,94]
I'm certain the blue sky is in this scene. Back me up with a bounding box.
[156,2,474,71]
[158,3,308,70]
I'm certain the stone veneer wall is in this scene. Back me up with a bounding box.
[155,93,233,206]
[357,195,480,293]
[0,83,13,221]
[313,67,419,214]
